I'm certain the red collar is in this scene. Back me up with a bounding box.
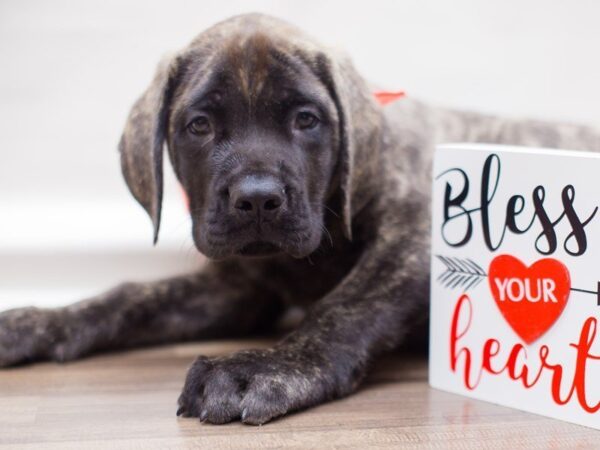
[373,90,405,106]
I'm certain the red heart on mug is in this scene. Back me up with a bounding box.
[488,254,570,344]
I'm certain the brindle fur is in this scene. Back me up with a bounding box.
[2,14,600,425]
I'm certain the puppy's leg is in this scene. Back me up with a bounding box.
[177,204,427,425]
[0,263,281,366]
[439,108,600,152]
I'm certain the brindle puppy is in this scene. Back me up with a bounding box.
[1,14,600,425]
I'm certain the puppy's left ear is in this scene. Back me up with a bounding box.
[118,53,183,244]
[312,50,382,241]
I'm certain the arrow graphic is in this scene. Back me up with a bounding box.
[435,255,600,306]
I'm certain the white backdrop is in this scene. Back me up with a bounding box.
[1,0,599,310]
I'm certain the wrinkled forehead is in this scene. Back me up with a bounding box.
[172,32,336,119]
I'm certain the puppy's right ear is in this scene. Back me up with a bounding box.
[118,53,182,244]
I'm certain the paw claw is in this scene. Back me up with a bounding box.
[200,410,208,422]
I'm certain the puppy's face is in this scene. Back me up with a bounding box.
[120,15,373,258]
[168,35,339,259]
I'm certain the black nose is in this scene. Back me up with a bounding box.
[230,176,285,215]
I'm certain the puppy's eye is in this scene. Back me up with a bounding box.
[294,111,320,130]
[187,116,212,136]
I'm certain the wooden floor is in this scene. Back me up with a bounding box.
[0,340,597,449]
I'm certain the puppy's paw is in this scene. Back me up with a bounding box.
[177,349,331,425]
[0,307,62,367]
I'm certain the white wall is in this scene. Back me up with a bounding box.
[1,0,599,309]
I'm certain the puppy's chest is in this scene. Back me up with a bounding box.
[259,249,361,305]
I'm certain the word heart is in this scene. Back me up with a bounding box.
[450,294,600,413]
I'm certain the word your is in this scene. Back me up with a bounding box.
[493,277,557,303]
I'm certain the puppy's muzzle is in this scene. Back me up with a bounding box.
[229,175,286,219]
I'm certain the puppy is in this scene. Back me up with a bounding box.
[1,13,599,425]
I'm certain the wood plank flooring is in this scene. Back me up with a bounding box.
[0,340,597,449]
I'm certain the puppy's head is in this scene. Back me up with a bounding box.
[119,14,381,259]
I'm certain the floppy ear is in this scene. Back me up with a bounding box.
[118,53,182,244]
[313,51,382,241]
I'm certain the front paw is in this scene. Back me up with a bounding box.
[177,349,337,425]
[0,307,62,367]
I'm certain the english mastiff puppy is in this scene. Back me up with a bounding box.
[1,14,599,425]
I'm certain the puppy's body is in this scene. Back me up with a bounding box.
[2,14,600,425]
